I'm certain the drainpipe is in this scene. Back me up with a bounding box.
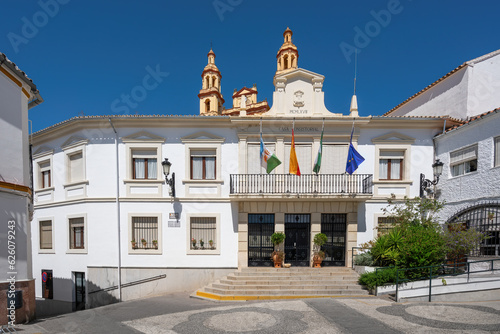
[108,119,122,302]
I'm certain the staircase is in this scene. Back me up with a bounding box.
[196,267,370,301]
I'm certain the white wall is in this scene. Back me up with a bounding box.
[435,112,500,221]
[467,54,500,117]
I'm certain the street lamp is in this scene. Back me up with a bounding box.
[162,158,175,198]
[420,159,444,198]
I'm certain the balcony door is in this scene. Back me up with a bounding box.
[285,214,310,267]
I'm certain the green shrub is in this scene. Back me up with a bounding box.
[354,252,373,266]
[358,267,399,290]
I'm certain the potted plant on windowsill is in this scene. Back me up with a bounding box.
[200,238,204,249]
[313,233,328,268]
[209,240,214,249]
[141,238,147,247]
[191,238,197,249]
[271,232,286,268]
[131,239,137,249]
[152,240,158,249]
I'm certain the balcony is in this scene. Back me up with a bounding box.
[230,174,373,197]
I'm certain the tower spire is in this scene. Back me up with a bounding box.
[350,49,359,117]
[198,48,224,115]
[275,27,299,76]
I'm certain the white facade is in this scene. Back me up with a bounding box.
[0,52,43,324]
[386,50,500,120]
[434,110,500,221]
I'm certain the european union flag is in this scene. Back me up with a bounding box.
[345,127,364,174]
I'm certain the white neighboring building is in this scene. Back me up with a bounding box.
[434,108,500,256]
[0,52,43,324]
[29,28,458,313]
[385,49,500,120]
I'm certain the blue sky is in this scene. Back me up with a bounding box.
[2,0,500,132]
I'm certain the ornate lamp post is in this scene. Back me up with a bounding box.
[420,159,444,198]
[162,158,175,198]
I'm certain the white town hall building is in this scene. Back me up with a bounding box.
[29,28,499,313]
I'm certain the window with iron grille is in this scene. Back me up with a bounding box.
[190,217,217,250]
[69,217,85,249]
[450,145,478,177]
[377,217,397,237]
[40,220,53,250]
[132,216,158,249]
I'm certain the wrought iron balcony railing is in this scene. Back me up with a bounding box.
[230,174,373,195]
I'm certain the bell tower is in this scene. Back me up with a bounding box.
[276,27,298,76]
[198,48,225,115]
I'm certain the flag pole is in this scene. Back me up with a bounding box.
[260,118,262,177]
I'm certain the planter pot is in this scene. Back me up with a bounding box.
[132,242,137,249]
[272,254,283,268]
[313,255,323,268]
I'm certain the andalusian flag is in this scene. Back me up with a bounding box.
[289,126,301,176]
[260,134,281,174]
[313,122,324,174]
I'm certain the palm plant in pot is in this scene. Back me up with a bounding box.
[313,233,328,268]
[271,232,286,268]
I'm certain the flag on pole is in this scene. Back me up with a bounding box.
[260,133,281,174]
[313,120,324,174]
[345,122,364,174]
[289,120,301,176]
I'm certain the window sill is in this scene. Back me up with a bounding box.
[373,180,412,184]
[129,249,162,255]
[66,249,88,254]
[63,180,89,188]
[123,179,164,184]
[182,179,224,184]
[187,249,220,255]
[38,249,55,254]
[450,171,478,179]
[35,187,55,192]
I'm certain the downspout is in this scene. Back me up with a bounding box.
[108,119,122,302]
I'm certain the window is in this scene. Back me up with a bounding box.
[68,151,84,183]
[450,145,477,177]
[131,216,158,249]
[69,217,85,249]
[191,150,216,180]
[38,161,51,188]
[39,220,53,250]
[379,150,404,180]
[132,150,158,180]
[284,144,312,174]
[190,217,217,250]
[321,145,349,174]
[248,143,275,174]
[377,217,397,237]
[495,136,500,167]
[41,270,53,299]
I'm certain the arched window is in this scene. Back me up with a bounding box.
[284,55,288,69]
[205,99,211,113]
[205,76,210,89]
[291,55,295,68]
[212,76,216,88]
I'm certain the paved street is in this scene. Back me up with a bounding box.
[15,293,500,333]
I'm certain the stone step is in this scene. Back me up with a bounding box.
[239,267,354,273]
[227,274,358,281]
[203,287,369,296]
[219,279,360,286]
[211,283,364,290]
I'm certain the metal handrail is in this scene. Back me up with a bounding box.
[393,258,500,302]
[88,274,166,294]
[230,173,373,195]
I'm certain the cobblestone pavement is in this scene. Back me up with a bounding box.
[15,293,500,333]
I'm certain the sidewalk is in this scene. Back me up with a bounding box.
[14,292,500,333]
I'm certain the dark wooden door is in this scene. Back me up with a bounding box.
[285,214,310,266]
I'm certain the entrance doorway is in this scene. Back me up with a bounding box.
[285,214,310,266]
[248,214,275,267]
[321,214,346,266]
[74,272,86,311]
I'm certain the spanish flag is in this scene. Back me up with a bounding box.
[289,128,301,175]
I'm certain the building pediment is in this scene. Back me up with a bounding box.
[33,146,54,158]
[61,135,88,149]
[181,131,225,143]
[371,132,416,144]
[122,131,165,143]
[274,68,325,83]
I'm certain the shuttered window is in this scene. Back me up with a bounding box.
[39,220,52,249]
[68,152,84,182]
[321,144,349,174]
[247,143,276,174]
[379,150,404,180]
[450,145,477,177]
[69,217,85,249]
[495,137,500,167]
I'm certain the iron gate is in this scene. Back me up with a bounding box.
[446,202,500,256]
[74,272,85,311]
[285,214,310,267]
[248,214,275,267]
[321,213,346,266]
